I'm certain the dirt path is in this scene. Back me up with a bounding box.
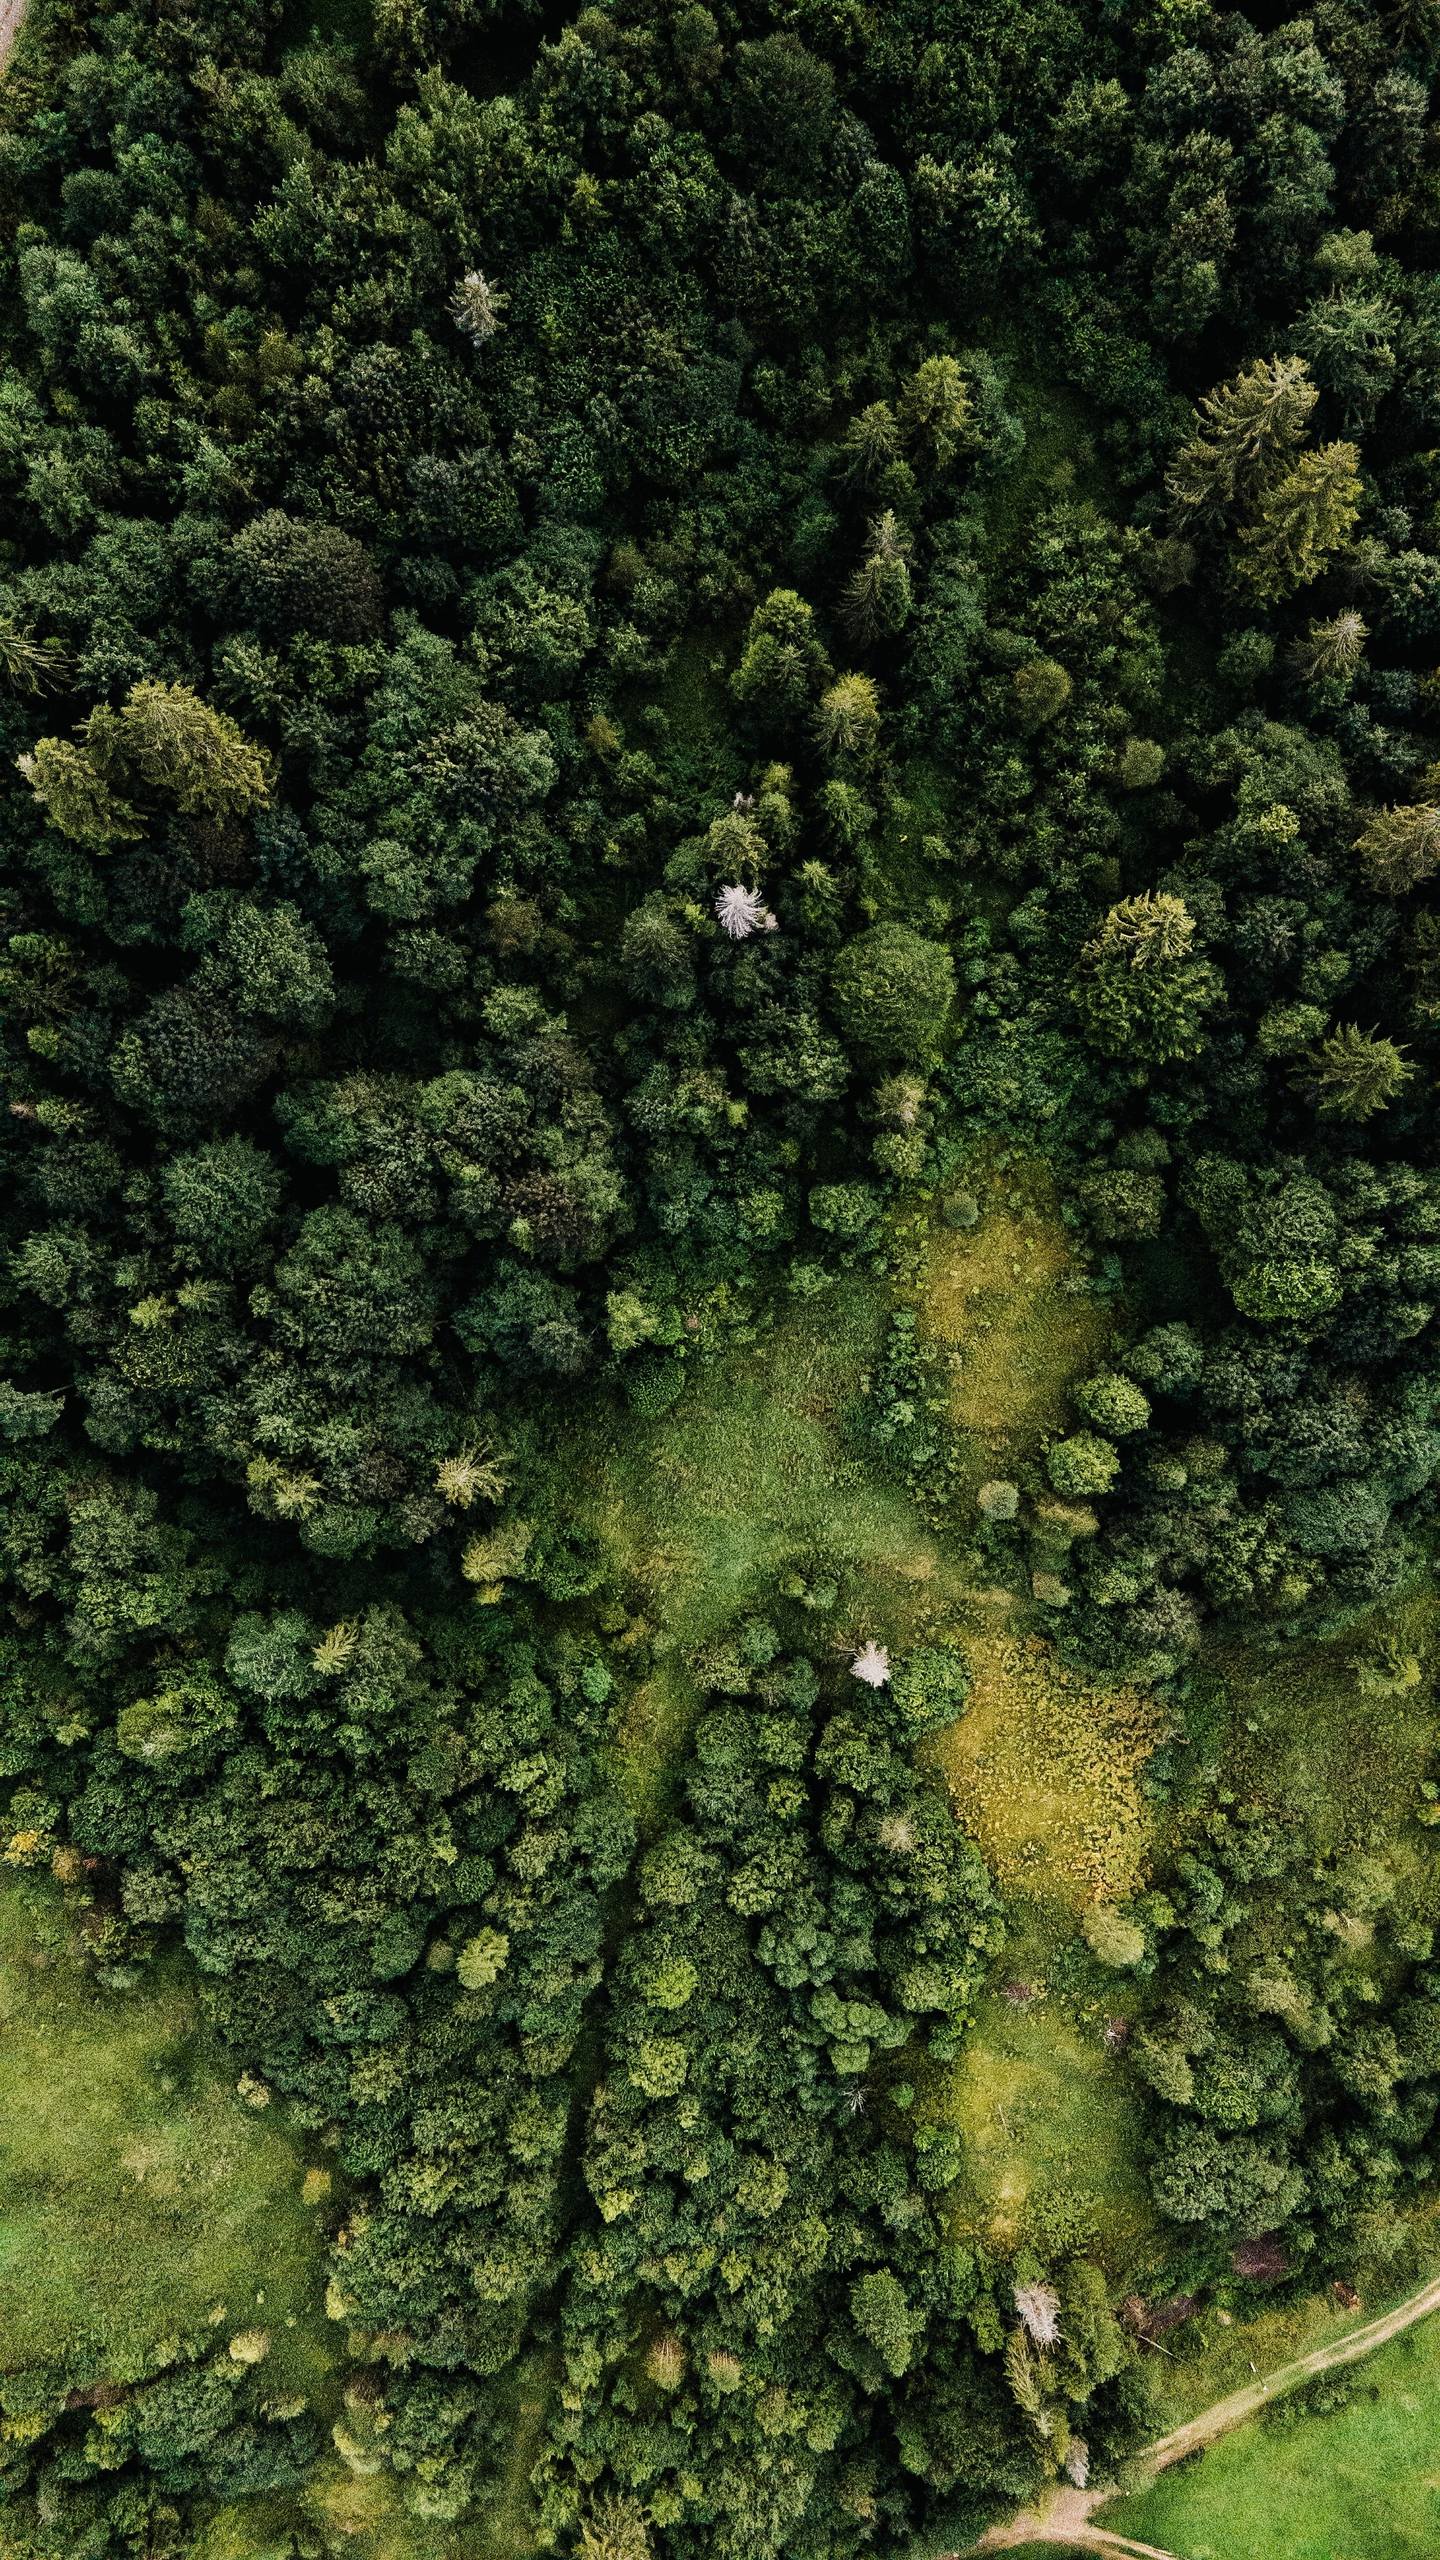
[0,0,26,72]
[963,2266,1440,2557]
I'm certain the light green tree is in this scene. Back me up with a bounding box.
[815,671,882,759]
[1167,353,1317,519]
[16,735,140,847]
[1237,440,1362,599]
[1306,1022,1411,1120]
[1354,801,1440,894]
[1294,607,1368,685]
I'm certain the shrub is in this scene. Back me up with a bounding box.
[1048,1433,1120,1497]
[830,924,955,1062]
[1074,1372,1151,1437]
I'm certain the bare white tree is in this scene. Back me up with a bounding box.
[450,270,507,344]
[1014,2281,1062,2347]
[1064,2437,1090,2488]
[715,883,776,939]
[850,1640,890,1688]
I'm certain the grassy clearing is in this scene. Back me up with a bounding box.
[578,1177,1164,2276]
[926,1631,1163,1907]
[905,1165,1163,2265]
[931,1907,1158,2267]
[0,1881,331,2397]
[916,1156,1113,1494]
[576,1275,967,1662]
[1109,2306,1440,2559]
[1194,1586,1440,1869]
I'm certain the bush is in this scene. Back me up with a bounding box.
[889,1644,972,1735]
[1048,1433,1120,1496]
[1074,1372,1151,1436]
[830,924,956,1062]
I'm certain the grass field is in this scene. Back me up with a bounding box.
[576,1273,968,1660]
[931,1908,1158,2266]
[926,1630,1163,1906]
[0,1880,331,2397]
[1109,2306,1440,2559]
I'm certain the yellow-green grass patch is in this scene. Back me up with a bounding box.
[928,1908,1158,2268]
[925,1630,1164,1908]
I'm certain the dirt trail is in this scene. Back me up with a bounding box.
[0,0,26,71]
[964,2266,1440,2557]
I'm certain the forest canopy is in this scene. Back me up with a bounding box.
[5,0,1440,2555]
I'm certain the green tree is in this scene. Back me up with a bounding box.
[1167,354,1317,520]
[1012,656,1072,728]
[830,923,954,1061]
[1237,441,1362,600]
[1073,1373,1150,1437]
[897,355,972,469]
[1048,1434,1119,1497]
[731,589,832,721]
[850,2270,918,2376]
[1306,1023,1412,1120]
[1073,893,1221,1065]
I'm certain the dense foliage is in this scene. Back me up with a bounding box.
[5,0,1440,2551]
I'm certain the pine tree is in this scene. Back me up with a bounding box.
[815,672,882,759]
[450,269,507,343]
[842,512,912,642]
[117,681,270,818]
[1167,354,1317,520]
[898,354,973,469]
[1237,441,1362,600]
[1354,801,1440,894]
[1306,1022,1412,1119]
[840,400,901,486]
[0,616,67,693]
[1293,608,1368,685]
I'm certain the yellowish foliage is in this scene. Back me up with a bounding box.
[925,1631,1162,1907]
[917,1160,1111,1465]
